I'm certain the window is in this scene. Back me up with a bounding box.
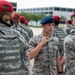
[61,8,66,11]
[37,8,40,11]
[45,8,48,10]
[49,7,53,10]
[41,12,44,14]
[13,8,16,11]
[49,12,53,14]
[33,8,36,11]
[45,12,48,14]
[41,8,44,10]
[30,9,32,11]
[73,9,75,12]
[54,7,60,11]
[10,3,17,7]
[67,9,72,12]
[27,9,29,11]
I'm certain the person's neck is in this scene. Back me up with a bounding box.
[73,24,75,28]
[42,31,51,37]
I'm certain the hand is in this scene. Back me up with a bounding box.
[60,56,64,65]
[40,37,48,46]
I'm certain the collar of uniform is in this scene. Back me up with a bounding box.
[19,23,26,27]
[0,23,9,28]
[41,33,53,39]
[67,24,73,28]
[70,28,75,34]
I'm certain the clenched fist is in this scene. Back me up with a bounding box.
[40,37,48,46]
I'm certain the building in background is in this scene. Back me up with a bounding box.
[18,6,75,19]
[10,2,17,11]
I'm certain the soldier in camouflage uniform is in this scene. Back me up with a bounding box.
[28,16,62,75]
[64,19,73,36]
[0,1,30,75]
[64,12,75,75]
[11,13,30,42]
[19,16,33,40]
[52,16,65,57]
[52,16,65,74]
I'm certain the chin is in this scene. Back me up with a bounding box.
[48,31,52,34]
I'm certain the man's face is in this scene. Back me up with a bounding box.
[42,23,54,34]
[72,16,75,26]
[12,19,19,25]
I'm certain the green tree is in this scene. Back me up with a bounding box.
[18,12,45,26]
[32,14,45,26]
[60,15,67,22]
[18,12,32,21]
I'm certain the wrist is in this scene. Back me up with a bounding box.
[39,42,44,46]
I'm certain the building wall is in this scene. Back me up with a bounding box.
[53,11,73,19]
[18,6,75,20]
[10,2,17,12]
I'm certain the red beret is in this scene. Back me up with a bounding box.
[12,13,19,19]
[19,16,28,25]
[52,16,60,21]
[71,12,75,17]
[66,20,72,24]
[19,16,26,22]
[0,0,13,12]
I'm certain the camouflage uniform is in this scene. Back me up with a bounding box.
[52,25,65,56]
[11,24,30,43]
[64,28,75,75]
[64,24,73,36]
[28,33,59,75]
[19,24,33,39]
[0,24,30,75]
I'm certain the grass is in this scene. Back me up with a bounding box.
[28,25,42,28]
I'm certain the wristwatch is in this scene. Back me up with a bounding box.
[58,71,63,74]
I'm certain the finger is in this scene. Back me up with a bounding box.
[46,37,48,40]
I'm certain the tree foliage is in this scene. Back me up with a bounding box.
[60,15,67,21]
[18,12,45,22]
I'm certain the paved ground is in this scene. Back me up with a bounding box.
[29,27,42,75]
[30,27,42,35]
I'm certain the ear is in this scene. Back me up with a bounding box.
[2,15,10,22]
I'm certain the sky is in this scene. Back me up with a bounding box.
[6,0,75,9]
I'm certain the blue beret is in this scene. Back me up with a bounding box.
[40,16,54,24]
